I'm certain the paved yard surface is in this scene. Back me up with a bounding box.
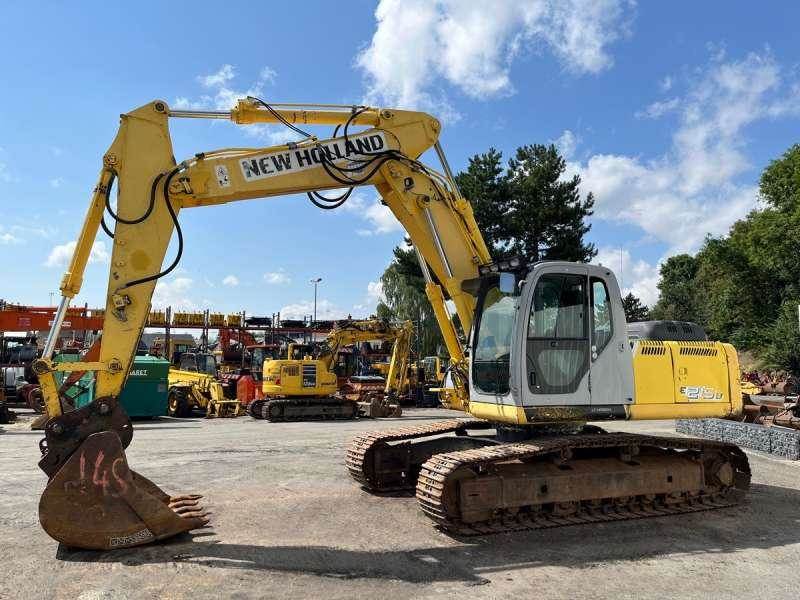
[2,408,799,599]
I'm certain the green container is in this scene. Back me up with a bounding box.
[118,355,169,418]
[67,354,169,418]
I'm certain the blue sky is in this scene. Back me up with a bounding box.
[1,1,799,319]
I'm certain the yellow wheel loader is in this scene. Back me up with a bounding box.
[33,97,748,550]
[165,352,241,418]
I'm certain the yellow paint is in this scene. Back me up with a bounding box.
[629,339,741,420]
[722,343,743,415]
[38,369,62,418]
[631,341,676,404]
[262,360,338,398]
[629,402,735,420]
[468,401,527,424]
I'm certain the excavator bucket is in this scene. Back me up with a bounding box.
[39,430,209,550]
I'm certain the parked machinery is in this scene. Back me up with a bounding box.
[0,387,16,424]
[248,318,412,421]
[32,97,748,550]
[346,320,414,418]
[0,335,40,407]
[167,352,241,418]
[213,327,258,370]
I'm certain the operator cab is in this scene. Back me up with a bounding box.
[177,352,218,377]
[467,260,633,424]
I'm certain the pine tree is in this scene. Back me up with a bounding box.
[622,293,649,322]
[457,144,596,263]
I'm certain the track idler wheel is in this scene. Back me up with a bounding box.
[39,430,209,550]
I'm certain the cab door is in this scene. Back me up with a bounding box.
[519,264,590,406]
[586,270,634,406]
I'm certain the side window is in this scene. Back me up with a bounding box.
[591,278,613,353]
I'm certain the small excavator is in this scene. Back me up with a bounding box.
[33,97,749,550]
[247,318,412,421]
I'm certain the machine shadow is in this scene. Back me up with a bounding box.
[57,482,800,585]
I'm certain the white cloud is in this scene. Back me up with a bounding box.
[593,247,660,307]
[152,277,195,310]
[173,63,274,111]
[263,270,291,285]
[44,240,110,268]
[353,280,387,316]
[357,0,632,115]
[659,75,674,92]
[222,274,239,287]
[173,65,300,145]
[342,193,403,235]
[635,96,679,119]
[569,50,800,261]
[49,177,64,188]
[1,232,21,244]
[1,223,57,245]
[279,299,343,320]
[198,64,235,88]
[16,224,56,239]
[566,50,800,303]
[553,129,579,158]
[367,280,385,304]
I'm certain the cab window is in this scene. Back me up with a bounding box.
[591,278,613,353]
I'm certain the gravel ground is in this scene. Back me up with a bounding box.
[2,407,799,600]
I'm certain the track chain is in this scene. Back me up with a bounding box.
[248,397,359,422]
[345,419,491,490]
[416,432,750,535]
[247,400,267,419]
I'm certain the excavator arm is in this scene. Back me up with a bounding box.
[316,318,408,371]
[38,99,489,416]
[324,318,414,399]
[383,320,414,398]
[34,99,492,550]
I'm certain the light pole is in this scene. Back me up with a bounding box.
[310,277,322,336]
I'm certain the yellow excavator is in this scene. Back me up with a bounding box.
[247,318,411,421]
[33,97,749,550]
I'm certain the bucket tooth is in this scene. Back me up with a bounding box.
[39,430,209,550]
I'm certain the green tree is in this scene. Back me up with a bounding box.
[454,148,511,258]
[457,144,596,263]
[761,299,800,373]
[377,246,444,357]
[622,293,649,322]
[650,255,700,322]
[648,144,800,372]
[759,144,800,212]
